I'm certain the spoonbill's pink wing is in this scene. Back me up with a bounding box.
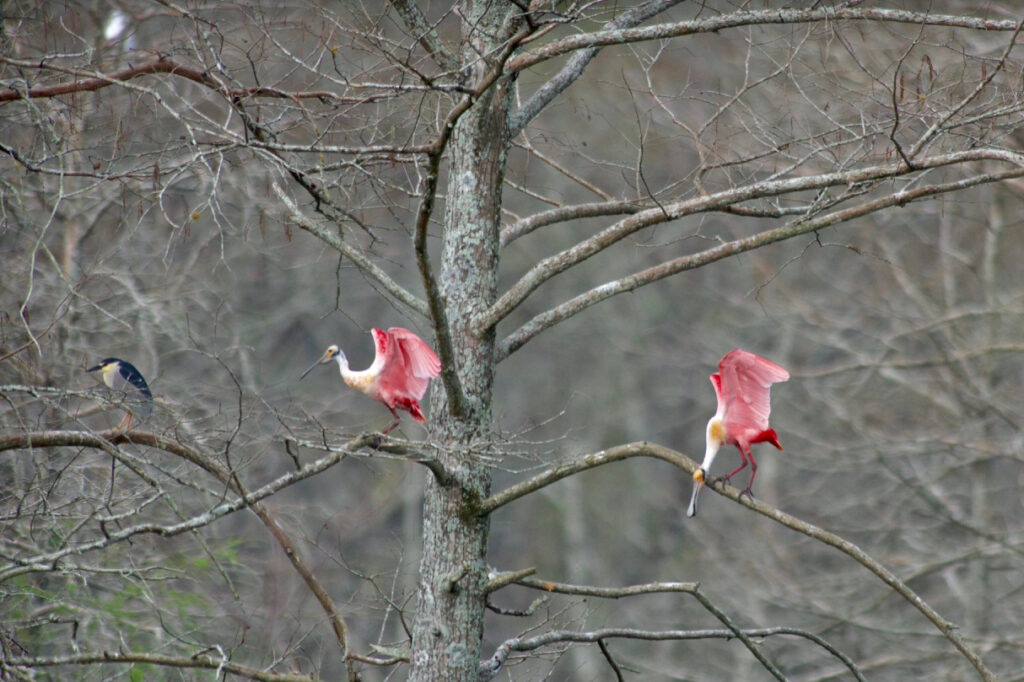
[389,328,440,378]
[717,349,789,439]
[709,370,724,413]
[377,327,440,400]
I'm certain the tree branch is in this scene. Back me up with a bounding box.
[689,587,786,682]
[494,162,1024,359]
[485,566,537,593]
[0,57,214,103]
[478,441,995,680]
[500,200,648,248]
[508,0,685,136]
[413,145,468,419]
[270,180,430,318]
[391,0,459,73]
[0,650,312,682]
[505,7,1020,75]
[0,55,377,104]
[0,428,397,665]
[482,149,1024,338]
[481,625,867,682]
[906,17,1024,159]
[596,638,624,682]
[513,576,697,598]
[476,441,689,515]
[411,20,538,420]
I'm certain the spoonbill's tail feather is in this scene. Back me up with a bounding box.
[755,427,782,450]
[407,400,426,422]
[390,396,426,422]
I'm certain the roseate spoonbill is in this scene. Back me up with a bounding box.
[301,327,441,435]
[687,349,789,517]
[87,358,153,430]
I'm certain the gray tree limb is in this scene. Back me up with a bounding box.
[508,0,684,136]
[490,157,1024,358]
[477,440,995,681]
[506,7,1021,75]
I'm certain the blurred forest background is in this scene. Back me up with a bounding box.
[3,1,1024,680]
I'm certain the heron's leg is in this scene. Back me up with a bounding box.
[117,411,132,431]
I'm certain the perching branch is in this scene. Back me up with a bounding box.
[476,441,688,515]
[478,441,995,681]
[511,576,697,599]
[736,479,996,681]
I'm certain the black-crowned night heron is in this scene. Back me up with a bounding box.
[87,358,153,430]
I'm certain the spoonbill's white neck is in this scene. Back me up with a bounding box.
[336,349,383,393]
[699,416,724,472]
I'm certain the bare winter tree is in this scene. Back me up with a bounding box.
[3,2,1024,680]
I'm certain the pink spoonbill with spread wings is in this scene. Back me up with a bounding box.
[301,327,441,435]
[687,349,789,517]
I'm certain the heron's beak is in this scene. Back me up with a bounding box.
[86,364,102,373]
[686,468,705,518]
[299,350,332,379]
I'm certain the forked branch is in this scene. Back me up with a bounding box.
[495,162,1024,359]
[410,19,540,420]
[0,428,432,668]
[0,650,312,682]
[0,55,375,104]
[482,624,865,682]
[478,441,995,681]
[271,181,429,318]
[480,576,864,680]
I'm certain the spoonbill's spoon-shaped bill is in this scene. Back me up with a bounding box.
[301,327,441,435]
[687,349,789,517]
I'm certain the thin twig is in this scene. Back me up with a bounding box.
[271,181,429,318]
[597,639,625,682]
[691,588,787,681]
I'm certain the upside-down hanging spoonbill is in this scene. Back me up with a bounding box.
[301,327,441,435]
[87,357,153,430]
[687,349,789,517]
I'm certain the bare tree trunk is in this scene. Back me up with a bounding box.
[409,4,518,680]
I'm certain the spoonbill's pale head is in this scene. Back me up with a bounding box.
[300,344,347,379]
